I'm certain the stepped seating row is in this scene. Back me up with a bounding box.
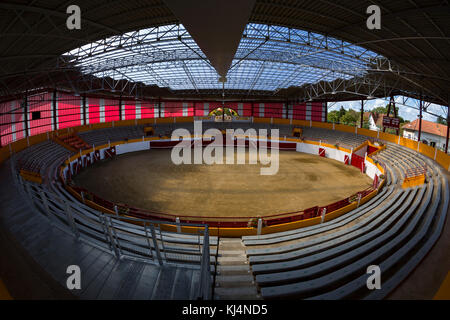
[253,188,417,276]
[76,123,375,152]
[300,127,368,149]
[78,125,146,146]
[14,140,72,176]
[2,162,206,300]
[243,186,396,248]
[28,183,217,266]
[8,135,218,270]
[242,141,447,299]
[261,181,436,299]
[4,124,448,300]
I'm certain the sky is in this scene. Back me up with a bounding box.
[328,96,448,123]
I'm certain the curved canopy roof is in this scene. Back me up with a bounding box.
[63,23,380,93]
[0,0,449,106]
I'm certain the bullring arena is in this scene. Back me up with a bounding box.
[0,1,450,303]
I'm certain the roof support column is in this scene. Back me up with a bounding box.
[52,90,57,131]
[158,97,161,118]
[23,91,28,138]
[119,95,123,121]
[82,95,87,126]
[418,93,423,143]
[446,97,449,154]
[360,99,364,128]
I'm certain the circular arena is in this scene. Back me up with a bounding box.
[73,149,373,218]
[0,1,449,303]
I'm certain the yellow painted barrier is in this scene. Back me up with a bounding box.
[357,128,378,139]
[291,119,309,126]
[272,118,290,125]
[0,115,447,237]
[335,123,356,134]
[292,127,302,137]
[0,279,12,300]
[434,271,450,300]
[20,169,43,184]
[312,121,333,130]
[253,117,271,124]
[419,143,436,160]
[402,174,425,188]
[155,117,174,124]
[1,117,449,172]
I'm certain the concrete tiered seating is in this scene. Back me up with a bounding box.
[300,126,368,149]
[240,138,447,299]
[14,140,72,177]
[1,122,448,300]
[78,125,146,146]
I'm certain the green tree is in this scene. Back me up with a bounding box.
[437,116,447,125]
[327,110,340,123]
[340,110,358,125]
[338,106,346,119]
[371,106,387,114]
[362,115,370,129]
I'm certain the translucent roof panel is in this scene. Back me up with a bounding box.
[63,23,383,93]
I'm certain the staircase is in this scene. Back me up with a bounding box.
[55,133,91,151]
[214,238,261,300]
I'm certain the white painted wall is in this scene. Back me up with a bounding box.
[403,129,447,150]
[63,139,376,184]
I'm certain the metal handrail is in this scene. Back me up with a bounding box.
[198,225,211,300]
[16,172,212,271]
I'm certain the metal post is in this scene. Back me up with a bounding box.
[149,223,163,265]
[64,203,79,238]
[446,98,449,154]
[119,95,123,121]
[257,218,262,235]
[198,225,211,300]
[418,93,423,143]
[158,97,161,118]
[52,90,57,131]
[143,223,154,259]
[23,92,29,138]
[82,95,87,125]
[176,217,181,233]
[104,216,120,257]
[360,99,364,128]
[285,100,289,119]
[321,208,327,223]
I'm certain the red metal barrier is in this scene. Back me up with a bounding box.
[351,153,365,172]
[319,148,326,157]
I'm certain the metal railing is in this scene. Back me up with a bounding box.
[11,161,212,299]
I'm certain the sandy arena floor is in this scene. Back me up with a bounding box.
[73,149,372,218]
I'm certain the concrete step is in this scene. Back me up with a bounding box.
[217,256,248,265]
[218,250,247,257]
[216,274,254,287]
[214,286,260,300]
[217,264,252,275]
[219,243,246,250]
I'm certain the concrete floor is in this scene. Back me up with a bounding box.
[74,149,372,218]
